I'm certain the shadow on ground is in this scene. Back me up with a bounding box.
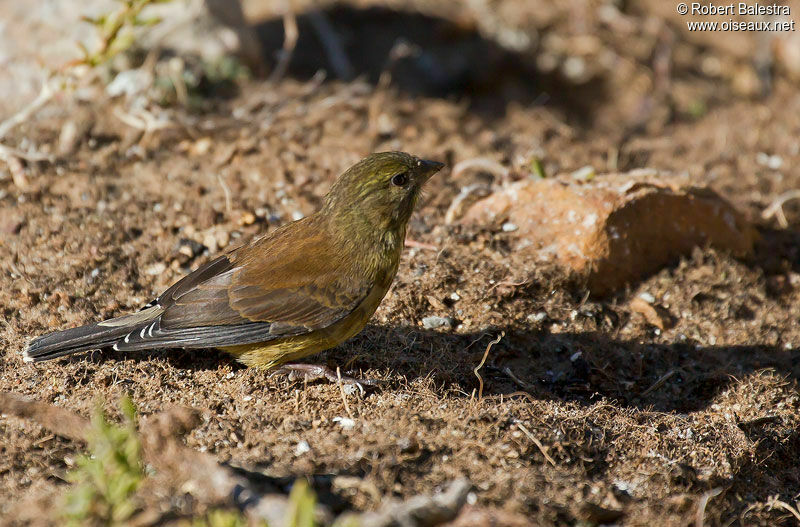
[75,323,799,415]
[252,5,607,122]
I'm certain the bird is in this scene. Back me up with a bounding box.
[24,151,444,382]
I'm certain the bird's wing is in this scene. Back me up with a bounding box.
[114,218,372,351]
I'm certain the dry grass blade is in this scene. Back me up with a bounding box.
[516,421,556,466]
[336,366,354,419]
[0,81,55,141]
[217,174,233,214]
[640,369,678,396]
[473,332,504,399]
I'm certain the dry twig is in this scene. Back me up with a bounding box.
[763,189,800,228]
[444,183,492,224]
[695,487,723,527]
[451,158,511,185]
[352,478,471,527]
[503,367,536,391]
[268,7,298,83]
[0,81,57,141]
[405,239,438,251]
[766,495,800,523]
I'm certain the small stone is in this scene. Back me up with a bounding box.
[527,312,547,323]
[638,292,656,304]
[238,212,256,226]
[333,417,356,430]
[215,230,230,249]
[192,137,213,155]
[203,233,218,253]
[756,152,783,170]
[502,222,518,232]
[295,440,311,456]
[630,297,675,330]
[422,316,455,329]
[571,165,596,181]
[145,262,167,276]
[106,69,153,98]
[426,295,447,311]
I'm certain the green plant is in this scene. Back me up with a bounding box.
[287,478,318,527]
[61,396,143,526]
[77,0,173,67]
[192,508,250,527]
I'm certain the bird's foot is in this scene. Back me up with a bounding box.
[270,363,382,392]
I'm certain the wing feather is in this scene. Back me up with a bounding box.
[116,216,371,351]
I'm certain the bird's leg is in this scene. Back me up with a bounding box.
[270,363,382,389]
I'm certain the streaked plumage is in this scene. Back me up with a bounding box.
[24,152,443,369]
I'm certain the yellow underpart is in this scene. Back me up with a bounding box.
[220,280,389,370]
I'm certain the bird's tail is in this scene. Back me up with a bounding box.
[23,306,162,363]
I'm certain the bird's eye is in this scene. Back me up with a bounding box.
[391,172,409,187]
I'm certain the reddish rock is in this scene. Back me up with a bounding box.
[461,173,757,295]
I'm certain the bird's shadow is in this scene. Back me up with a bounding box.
[81,321,799,415]
[333,324,800,414]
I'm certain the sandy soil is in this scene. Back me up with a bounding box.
[1,1,799,525]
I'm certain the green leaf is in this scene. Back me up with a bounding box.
[287,479,317,527]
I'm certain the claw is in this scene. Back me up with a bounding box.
[270,363,383,392]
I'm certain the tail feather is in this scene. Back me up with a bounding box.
[23,307,162,363]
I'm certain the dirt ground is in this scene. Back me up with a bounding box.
[1,1,800,525]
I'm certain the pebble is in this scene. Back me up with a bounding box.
[333,417,356,430]
[638,292,656,304]
[145,262,167,276]
[295,440,311,456]
[502,222,518,232]
[238,212,256,226]
[527,312,547,323]
[422,315,455,329]
[756,152,783,170]
[571,165,596,181]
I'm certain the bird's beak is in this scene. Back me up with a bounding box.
[419,159,445,180]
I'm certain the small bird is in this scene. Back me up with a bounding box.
[24,152,444,381]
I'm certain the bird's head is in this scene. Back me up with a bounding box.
[323,151,444,231]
